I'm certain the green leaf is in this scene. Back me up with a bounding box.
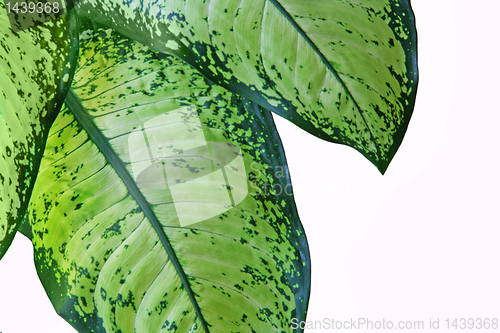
[0,1,78,259]
[74,0,418,173]
[22,26,309,332]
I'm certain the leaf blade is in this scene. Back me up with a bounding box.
[0,2,78,259]
[74,0,418,172]
[24,26,310,332]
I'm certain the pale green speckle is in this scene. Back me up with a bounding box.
[165,40,179,50]
[268,99,279,107]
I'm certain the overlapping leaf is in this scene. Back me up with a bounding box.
[21,25,310,332]
[0,1,78,259]
[74,0,418,172]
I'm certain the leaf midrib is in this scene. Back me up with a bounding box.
[268,0,377,152]
[65,89,210,333]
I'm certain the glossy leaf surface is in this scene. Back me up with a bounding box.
[22,26,310,332]
[74,0,418,172]
[0,1,78,259]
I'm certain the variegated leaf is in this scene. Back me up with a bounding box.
[74,0,418,173]
[0,1,78,259]
[21,25,309,333]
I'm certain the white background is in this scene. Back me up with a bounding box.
[1,1,499,332]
